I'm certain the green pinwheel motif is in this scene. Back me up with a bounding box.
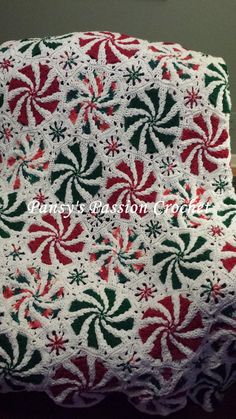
[217,196,236,227]
[50,141,102,204]
[0,332,44,390]
[0,190,27,238]
[17,33,73,56]
[205,62,231,114]
[124,87,180,153]
[69,286,134,349]
[153,233,212,289]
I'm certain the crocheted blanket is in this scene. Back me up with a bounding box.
[0,31,236,416]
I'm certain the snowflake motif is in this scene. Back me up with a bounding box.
[67,268,88,285]
[87,209,109,229]
[58,50,80,71]
[0,122,15,143]
[0,57,14,72]
[124,65,145,86]
[159,157,177,176]
[103,136,122,157]
[33,190,48,205]
[48,121,67,142]
[46,331,69,356]
[6,244,25,261]
[200,277,227,304]
[184,87,202,108]
[145,220,162,238]
[117,352,140,373]
[207,225,224,237]
[135,283,157,301]
[192,355,208,370]
[212,175,229,194]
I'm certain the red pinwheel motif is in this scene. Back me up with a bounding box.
[139,294,204,361]
[28,213,84,265]
[78,31,140,64]
[106,159,157,219]
[148,42,199,81]
[49,355,120,406]
[8,63,60,126]
[181,114,229,175]
[221,241,236,273]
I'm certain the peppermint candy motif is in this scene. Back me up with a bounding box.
[17,33,73,57]
[190,363,236,412]
[6,134,49,189]
[2,267,64,329]
[210,303,236,337]
[49,354,120,406]
[78,31,140,64]
[161,179,213,228]
[66,70,121,134]
[106,159,157,219]
[139,294,205,361]
[148,43,199,81]
[0,332,44,390]
[50,141,102,204]
[90,226,146,283]
[205,62,231,114]
[28,213,85,265]
[217,196,236,227]
[127,375,188,416]
[181,113,229,175]
[0,190,27,238]
[153,233,212,289]
[69,286,134,350]
[124,87,180,153]
[8,63,60,126]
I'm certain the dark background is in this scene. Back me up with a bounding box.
[0,385,236,419]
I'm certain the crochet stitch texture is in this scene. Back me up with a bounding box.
[0,31,236,415]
